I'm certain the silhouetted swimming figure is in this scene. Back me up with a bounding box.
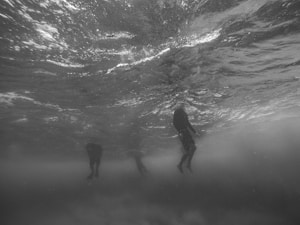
[86,143,103,179]
[130,151,148,176]
[124,114,148,175]
[173,103,197,173]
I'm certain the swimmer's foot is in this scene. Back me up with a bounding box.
[177,164,184,173]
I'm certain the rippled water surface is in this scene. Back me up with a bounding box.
[1,0,300,224]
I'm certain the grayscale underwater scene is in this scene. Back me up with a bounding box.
[1,0,300,224]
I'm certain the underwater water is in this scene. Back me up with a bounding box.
[1,0,300,224]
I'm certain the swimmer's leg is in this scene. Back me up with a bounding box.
[95,158,100,178]
[187,144,196,172]
[178,153,189,173]
[87,160,95,179]
[177,131,190,173]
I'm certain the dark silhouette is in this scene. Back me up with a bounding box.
[173,103,197,173]
[86,143,103,179]
[129,151,148,176]
[124,115,149,175]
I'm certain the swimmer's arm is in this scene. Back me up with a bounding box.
[185,115,196,134]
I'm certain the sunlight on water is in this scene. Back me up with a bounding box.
[40,0,80,12]
[0,92,36,106]
[0,91,65,111]
[182,28,221,47]
[106,28,221,74]
[106,48,171,74]
[45,59,85,68]
[3,0,14,7]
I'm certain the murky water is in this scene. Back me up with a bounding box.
[1,0,300,224]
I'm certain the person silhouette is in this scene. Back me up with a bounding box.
[173,103,197,173]
[134,153,148,175]
[86,142,103,179]
[124,116,148,176]
[128,150,148,176]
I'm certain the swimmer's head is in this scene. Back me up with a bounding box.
[174,101,185,110]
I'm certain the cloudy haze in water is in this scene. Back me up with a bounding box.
[1,0,300,224]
